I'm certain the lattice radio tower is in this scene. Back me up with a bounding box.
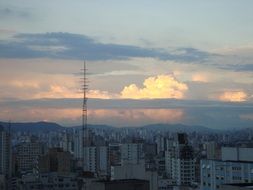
[81,60,88,171]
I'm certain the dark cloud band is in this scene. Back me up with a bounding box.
[0,32,212,62]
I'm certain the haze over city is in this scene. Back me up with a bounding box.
[2,1,253,190]
[1,0,253,129]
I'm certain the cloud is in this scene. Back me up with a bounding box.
[10,80,40,89]
[217,63,253,72]
[0,107,183,127]
[219,90,248,102]
[0,32,212,62]
[1,58,252,103]
[240,113,253,121]
[33,85,80,99]
[191,73,209,83]
[87,90,118,99]
[121,75,188,99]
[0,29,16,35]
[0,73,80,100]
[1,98,253,128]
[0,8,30,18]
[88,109,184,126]
[0,107,81,126]
[211,45,253,72]
[0,72,117,100]
[26,74,188,100]
[2,98,253,110]
[230,64,253,72]
[171,48,212,62]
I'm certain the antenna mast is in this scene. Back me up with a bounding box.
[82,60,88,171]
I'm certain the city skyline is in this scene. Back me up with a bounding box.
[1,1,253,128]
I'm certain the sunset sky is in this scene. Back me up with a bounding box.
[1,0,253,128]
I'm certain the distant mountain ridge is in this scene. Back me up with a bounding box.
[0,121,221,133]
[0,121,116,133]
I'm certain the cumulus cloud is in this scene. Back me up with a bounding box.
[219,90,248,102]
[121,75,188,99]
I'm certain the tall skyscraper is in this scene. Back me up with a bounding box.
[0,125,11,178]
[165,133,195,186]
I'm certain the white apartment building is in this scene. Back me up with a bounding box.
[120,143,143,164]
[201,147,253,190]
[83,146,109,177]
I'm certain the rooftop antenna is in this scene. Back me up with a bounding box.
[81,59,88,171]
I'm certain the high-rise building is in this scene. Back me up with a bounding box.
[39,148,73,173]
[16,142,43,173]
[60,131,73,154]
[74,129,82,160]
[205,141,220,160]
[0,126,11,178]
[74,128,92,160]
[121,143,143,165]
[201,147,253,190]
[85,146,97,173]
[165,133,195,186]
[83,146,109,177]
[97,146,109,177]
[155,135,166,154]
[109,143,121,166]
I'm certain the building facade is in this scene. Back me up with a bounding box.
[201,159,253,190]
[83,146,109,177]
[120,143,143,164]
[165,133,195,186]
[0,126,11,177]
[16,142,43,174]
[201,147,253,190]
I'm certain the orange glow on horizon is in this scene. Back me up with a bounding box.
[0,107,184,127]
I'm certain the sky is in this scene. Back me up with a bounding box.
[1,0,253,129]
